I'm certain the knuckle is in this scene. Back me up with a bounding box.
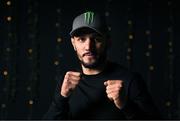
[107,80,111,85]
[64,74,69,80]
[119,83,122,87]
[77,72,81,76]
[106,89,108,94]
[106,86,110,91]
[106,85,109,89]
[107,94,111,98]
[66,71,70,75]
[66,72,71,77]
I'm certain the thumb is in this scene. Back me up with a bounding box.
[104,81,108,86]
[114,98,122,109]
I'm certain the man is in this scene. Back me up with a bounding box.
[43,11,160,119]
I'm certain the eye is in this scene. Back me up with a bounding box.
[77,37,86,43]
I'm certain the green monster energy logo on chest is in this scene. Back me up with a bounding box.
[84,11,94,24]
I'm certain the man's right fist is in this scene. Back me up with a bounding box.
[61,71,81,97]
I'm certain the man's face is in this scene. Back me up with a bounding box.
[71,32,108,68]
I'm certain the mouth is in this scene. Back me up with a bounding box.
[83,52,96,57]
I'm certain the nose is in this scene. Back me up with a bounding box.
[84,38,94,51]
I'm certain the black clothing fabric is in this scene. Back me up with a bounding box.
[43,61,160,119]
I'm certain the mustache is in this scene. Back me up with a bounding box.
[83,51,97,57]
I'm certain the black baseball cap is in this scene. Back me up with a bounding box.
[70,11,109,37]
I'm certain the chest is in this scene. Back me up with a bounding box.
[68,77,125,119]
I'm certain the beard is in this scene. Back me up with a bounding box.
[79,51,107,69]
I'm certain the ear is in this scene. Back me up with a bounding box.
[71,37,76,51]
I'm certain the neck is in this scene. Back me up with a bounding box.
[81,60,108,75]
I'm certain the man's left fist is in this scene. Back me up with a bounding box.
[104,80,125,109]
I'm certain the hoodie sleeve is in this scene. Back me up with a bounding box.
[42,76,70,120]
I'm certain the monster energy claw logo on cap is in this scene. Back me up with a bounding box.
[84,11,94,24]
